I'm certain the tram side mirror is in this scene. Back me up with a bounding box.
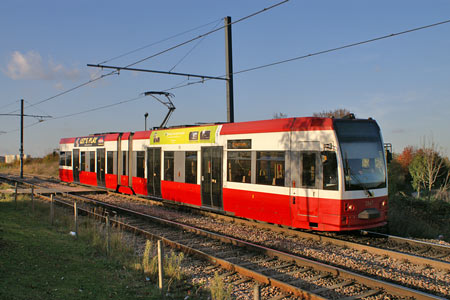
[386,150,393,164]
[384,143,393,164]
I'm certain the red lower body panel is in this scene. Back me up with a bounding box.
[105,174,118,190]
[223,188,292,227]
[59,168,73,182]
[161,181,201,206]
[291,196,387,231]
[58,166,387,231]
[79,171,97,186]
[133,177,147,196]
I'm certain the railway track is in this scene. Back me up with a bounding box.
[47,192,447,299]
[1,173,449,299]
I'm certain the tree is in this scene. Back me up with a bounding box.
[313,108,351,118]
[397,146,415,171]
[409,151,426,198]
[272,112,287,119]
[409,139,447,200]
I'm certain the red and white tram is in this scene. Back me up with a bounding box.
[59,116,388,231]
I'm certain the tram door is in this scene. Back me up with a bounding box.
[290,141,320,228]
[201,146,223,210]
[96,148,106,187]
[147,147,161,197]
[73,149,80,182]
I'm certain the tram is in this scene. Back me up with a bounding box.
[59,115,389,231]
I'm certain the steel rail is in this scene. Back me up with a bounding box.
[56,192,446,300]
[361,230,450,258]
[1,173,448,299]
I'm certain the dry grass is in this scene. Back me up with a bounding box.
[0,152,59,178]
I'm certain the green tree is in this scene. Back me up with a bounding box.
[409,152,426,198]
[409,139,448,200]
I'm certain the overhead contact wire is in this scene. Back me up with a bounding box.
[163,18,450,92]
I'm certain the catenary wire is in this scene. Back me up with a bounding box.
[169,18,223,72]
[6,0,288,115]
[99,18,224,65]
[162,18,450,92]
[123,0,289,69]
[5,7,448,134]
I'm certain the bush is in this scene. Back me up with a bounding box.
[388,194,450,241]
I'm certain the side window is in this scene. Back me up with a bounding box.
[122,151,128,176]
[322,151,338,190]
[256,151,285,186]
[81,152,86,171]
[185,151,197,184]
[89,151,95,172]
[66,152,72,167]
[107,151,114,174]
[164,151,174,181]
[136,151,145,178]
[227,151,251,183]
[302,152,316,188]
[59,151,66,166]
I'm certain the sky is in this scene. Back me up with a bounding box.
[1,0,449,157]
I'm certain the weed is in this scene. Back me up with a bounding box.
[142,240,158,277]
[209,272,233,300]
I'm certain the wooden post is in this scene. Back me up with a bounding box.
[74,202,78,238]
[14,182,18,209]
[50,194,54,225]
[31,186,34,213]
[106,213,110,256]
[253,284,260,300]
[157,240,164,292]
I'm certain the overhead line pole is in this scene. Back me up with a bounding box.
[225,16,234,123]
[20,99,24,178]
[0,99,52,178]
[88,16,236,123]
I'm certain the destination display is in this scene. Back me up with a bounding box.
[227,139,252,149]
[150,125,218,145]
[74,136,105,147]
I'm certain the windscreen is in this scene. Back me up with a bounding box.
[334,120,386,191]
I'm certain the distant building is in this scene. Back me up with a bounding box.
[0,156,4,163]
[4,154,30,163]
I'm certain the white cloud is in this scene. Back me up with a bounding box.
[3,50,80,80]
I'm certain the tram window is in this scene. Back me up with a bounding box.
[136,151,145,178]
[185,151,197,184]
[66,152,72,167]
[89,151,95,172]
[106,151,114,174]
[164,151,174,181]
[81,152,86,171]
[302,153,316,188]
[122,151,128,176]
[59,152,66,166]
[256,151,285,186]
[322,151,338,190]
[228,151,251,183]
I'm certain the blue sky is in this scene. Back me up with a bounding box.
[1,0,449,157]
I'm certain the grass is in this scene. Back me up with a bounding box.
[0,152,59,178]
[0,189,192,300]
[387,194,450,242]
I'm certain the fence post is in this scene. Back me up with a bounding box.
[158,240,164,293]
[106,213,110,256]
[14,182,18,209]
[74,202,78,238]
[50,194,54,225]
[31,186,34,213]
[253,284,260,300]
